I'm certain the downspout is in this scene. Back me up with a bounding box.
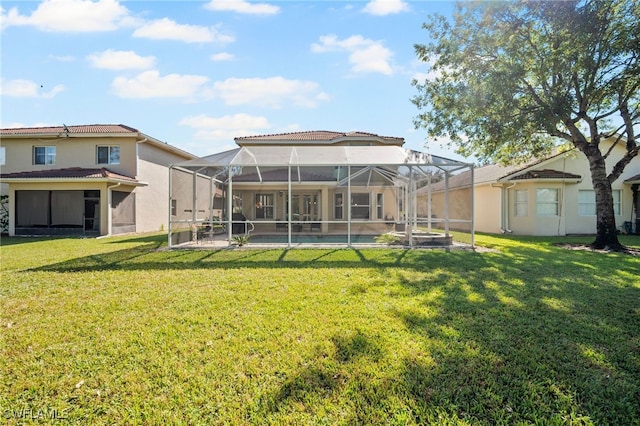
[347,165,351,247]
[632,184,639,234]
[444,170,449,238]
[408,166,414,248]
[107,182,122,236]
[135,137,148,178]
[491,182,516,233]
[470,165,475,248]
[168,166,173,248]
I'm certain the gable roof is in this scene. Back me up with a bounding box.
[234,130,404,146]
[511,169,581,181]
[0,167,145,185]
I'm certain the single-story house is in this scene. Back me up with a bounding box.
[420,137,640,236]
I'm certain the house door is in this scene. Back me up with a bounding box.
[289,193,320,221]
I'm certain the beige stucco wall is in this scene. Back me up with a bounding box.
[506,182,567,236]
[0,136,138,177]
[472,185,502,234]
[505,142,639,235]
[136,142,195,233]
[417,185,476,232]
[1,134,196,236]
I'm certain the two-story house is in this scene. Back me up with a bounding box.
[0,124,196,237]
[168,130,474,247]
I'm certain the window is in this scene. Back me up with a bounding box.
[376,193,383,219]
[97,146,120,165]
[255,194,274,219]
[515,190,528,216]
[171,199,177,216]
[34,146,56,165]
[613,190,622,215]
[334,193,343,220]
[579,190,621,216]
[0,146,5,165]
[351,193,370,219]
[536,188,559,215]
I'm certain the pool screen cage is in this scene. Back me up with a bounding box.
[168,145,474,248]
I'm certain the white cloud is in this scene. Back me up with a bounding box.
[0,79,64,98]
[132,18,234,43]
[204,0,279,15]
[87,49,156,70]
[211,52,235,62]
[212,77,330,108]
[180,113,271,141]
[411,56,447,83]
[111,70,209,99]
[311,34,394,75]
[1,0,130,32]
[362,0,410,16]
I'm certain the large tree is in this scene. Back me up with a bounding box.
[412,0,639,250]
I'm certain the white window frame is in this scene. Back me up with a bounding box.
[351,193,370,219]
[579,190,621,216]
[255,193,274,220]
[34,146,56,165]
[514,190,528,217]
[376,193,383,220]
[0,146,5,166]
[334,193,344,220]
[536,188,559,216]
[97,146,120,165]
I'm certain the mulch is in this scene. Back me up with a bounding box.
[552,243,640,256]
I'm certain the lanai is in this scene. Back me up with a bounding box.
[168,145,474,248]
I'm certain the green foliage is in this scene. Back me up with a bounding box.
[0,195,8,234]
[413,0,639,165]
[231,233,250,246]
[374,232,400,245]
[413,0,639,249]
[1,233,639,424]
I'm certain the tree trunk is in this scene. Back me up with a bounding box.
[587,153,623,250]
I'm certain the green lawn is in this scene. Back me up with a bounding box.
[1,233,639,425]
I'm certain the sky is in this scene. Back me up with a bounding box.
[0,0,461,159]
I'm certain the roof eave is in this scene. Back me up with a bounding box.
[503,178,582,184]
[0,177,147,186]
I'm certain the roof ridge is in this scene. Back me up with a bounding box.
[234,130,404,141]
[0,124,139,133]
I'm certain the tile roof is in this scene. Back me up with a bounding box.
[0,124,139,135]
[0,167,138,182]
[511,169,581,180]
[232,168,333,182]
[0,124,138,135]
[624,173,640,183]
[235,130,404,144]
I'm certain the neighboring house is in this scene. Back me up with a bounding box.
[420,137,640,236]
[169,130,473,247]
[0,124,196,236]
